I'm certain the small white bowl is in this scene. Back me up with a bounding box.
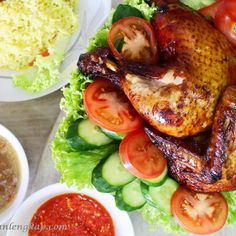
[0,124,29,224]
[7,183,135,236]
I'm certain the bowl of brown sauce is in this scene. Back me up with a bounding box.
[0,124,29,223]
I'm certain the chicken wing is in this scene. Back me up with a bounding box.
[145,86,236,192]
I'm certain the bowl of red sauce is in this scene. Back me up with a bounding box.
[7,183,134,236]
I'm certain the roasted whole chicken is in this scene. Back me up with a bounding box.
[78,1,236,192]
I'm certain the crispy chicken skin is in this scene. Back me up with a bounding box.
[78,48,236,192]
[145,86,236,192]
[78,2,236,192]
[80,3,236,138]
[122,2,236,137]
[79,48,123,88]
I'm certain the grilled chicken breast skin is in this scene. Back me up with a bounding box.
[122,2,236,137]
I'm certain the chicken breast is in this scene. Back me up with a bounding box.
[121,3,236,137]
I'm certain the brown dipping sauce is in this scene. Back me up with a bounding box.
[0,135,20,211]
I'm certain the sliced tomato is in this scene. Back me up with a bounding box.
[119,129,167,179]
[108,16,158,65]
[83,79,143,133]
[198,0,224,18]
[171,187,228,235]
[215,5,236,46]
[224,0,236,21]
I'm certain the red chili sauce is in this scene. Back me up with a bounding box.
[28,193,115,236]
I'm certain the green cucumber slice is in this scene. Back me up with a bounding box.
[92,159,119,193]
[115,179,146,211]
[102,151,135,186]
[66,120,94,150]
[78,119,112,146]
[100,127,125,140]
[141,177,179,214]
[141,165,168,187]
[66,119,112,150]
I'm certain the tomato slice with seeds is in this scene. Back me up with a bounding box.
[119,129,167,179]
[215,5,236,46]
[171,187,228,235]
[198,0,224,18]
[199,0,236,46]
[108,16,158,65]
[83,79,143,133]
[224,0,236,21]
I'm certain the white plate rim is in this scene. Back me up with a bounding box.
[0,0,111,102]
[6,182,134,236]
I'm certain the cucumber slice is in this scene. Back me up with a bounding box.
[78,119,112,146]
[141,165,168,187]
[115,179,146,211]
[141,177,179,214]
[66,119,112,150]
[102,151,135,186]
[92,159,119,193]
[140,182,157,208]
[100,127,125,140]
[66,120,94,150]
[92,152,135,193]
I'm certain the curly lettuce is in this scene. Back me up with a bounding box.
[124,0,156,20]
[141,204,186,234]
[60,70,92,120]
[53,137,118,188]
[224,191,236,225]
[52,0,236,234]
[13,47,64,93]
[52,70,118,188]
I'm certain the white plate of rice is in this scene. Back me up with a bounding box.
[0,0,111,102]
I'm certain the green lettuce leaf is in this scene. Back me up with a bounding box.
[223,191,236,225]
[60,70,92,120]
[124,0,156,20]
[112,4,144,23]
[13,47,63,93]
[141,204,186,234]
[53,137,119,188]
